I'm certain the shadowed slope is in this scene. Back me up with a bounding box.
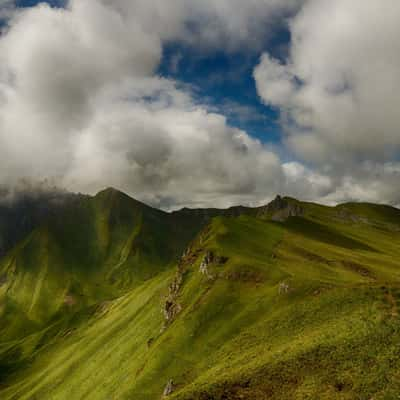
[0,190,81,258]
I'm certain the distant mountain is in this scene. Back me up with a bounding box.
[0,189,399,399]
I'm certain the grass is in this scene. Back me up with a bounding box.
[0,192,399,399]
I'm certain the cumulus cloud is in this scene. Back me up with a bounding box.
[254,54,297,107]
[282,162,333,200]
[255,0,400,206]
[99,0,303,51]
[64,84,284,208]
[0,1,162,179]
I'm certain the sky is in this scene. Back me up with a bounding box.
[0,0,399,209]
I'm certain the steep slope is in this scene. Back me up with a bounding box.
[1,195,399,400]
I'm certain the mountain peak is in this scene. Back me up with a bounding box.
[95,187,138,203]
[95,187,123,197]
[94,187,165,215]
[256,195,304,221]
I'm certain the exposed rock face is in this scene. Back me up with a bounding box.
[163,379,174,397]
[162,273,183,329]
[161,248,192,330]
[258,195,304,222]
[163,298,182,323]
[162,247,229,330]
[199,251,228,278]
[199,251,214,277]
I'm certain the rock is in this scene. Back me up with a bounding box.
[259,195,304,222]
[199,262,209,276]
[202,251,214,266]
[163,379,174,397]
[271,203,304,222]
[162,268,185,330]
[278,281,289,294]
[269,195,286,211]
[199,251,229,278]
[199,251,213,277]
[163,299,182,322]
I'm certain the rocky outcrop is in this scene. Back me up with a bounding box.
[258,195,304,222]
[278,281,290,294]
[161,247,194,330]
[163,297,182,324]
[199,251,228,278]
[163,379,174,397]
[162,272,183,330]
[199,251,213,277]
[161,246,229,330]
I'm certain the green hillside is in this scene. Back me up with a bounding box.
[0,190,399,399]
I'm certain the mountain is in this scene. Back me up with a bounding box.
[0,189,399,399]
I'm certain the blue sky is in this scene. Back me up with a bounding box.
[158,44,286,145]
[159,22,291,146]
[15,0,64,7]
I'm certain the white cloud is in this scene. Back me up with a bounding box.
[99,0,303,51]
[0,1,162,179]
[282,162,332,200]
[62,78,284,209]
[255,0,400,206]
[254,54,297,107]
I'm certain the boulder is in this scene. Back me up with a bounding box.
[163,379,174,397]
[278,281,290,294]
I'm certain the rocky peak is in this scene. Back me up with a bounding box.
[258,195,304,222]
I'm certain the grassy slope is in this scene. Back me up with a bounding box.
[0,197,399,399]
[0,189,202,369]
